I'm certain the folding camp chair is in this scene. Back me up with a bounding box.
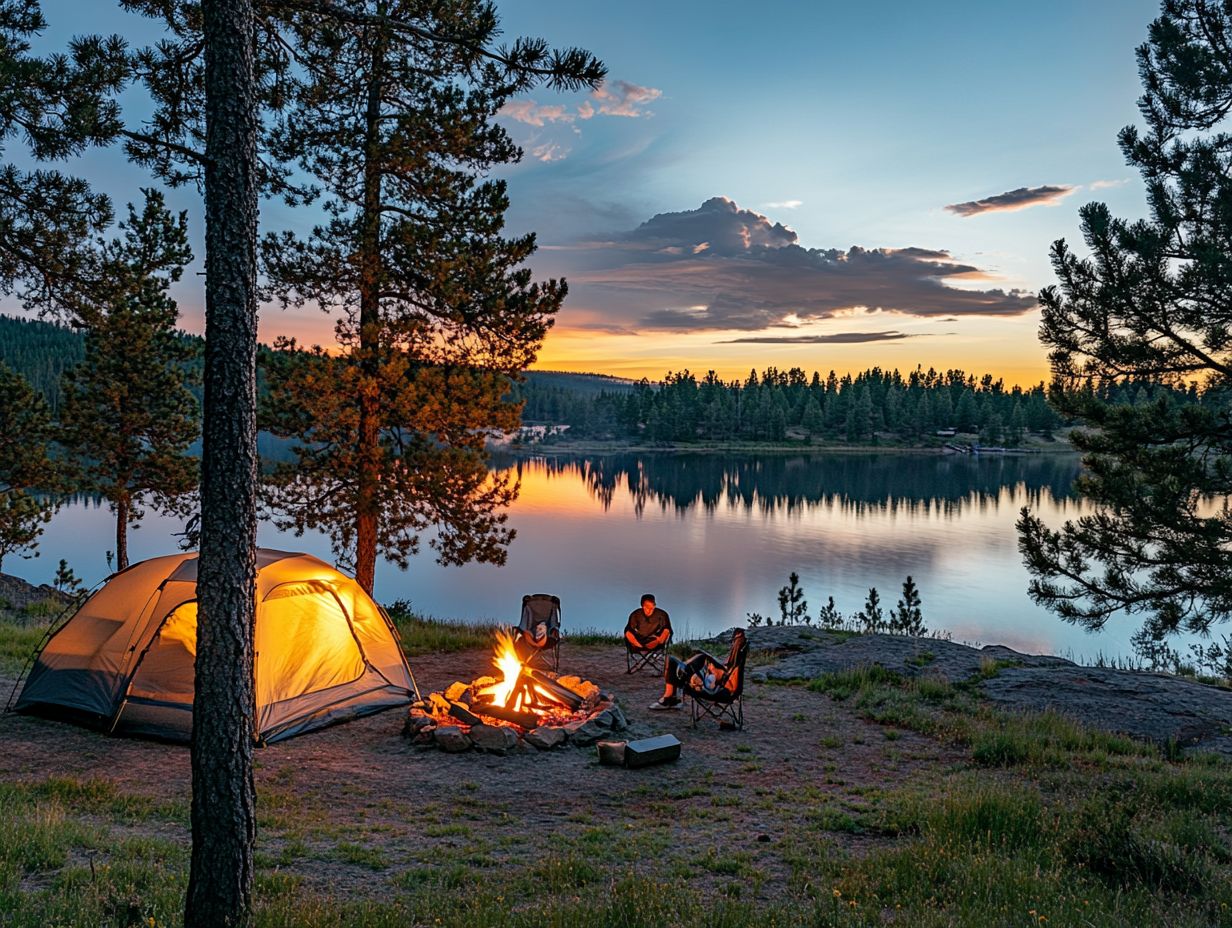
[682,628,748,730]
[625,613,672,674]
[514,593,562,672]
[626,634,671,674]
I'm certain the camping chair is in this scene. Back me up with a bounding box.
[514,594,562,672]
[683,629,748,730]
[625,614,672,675]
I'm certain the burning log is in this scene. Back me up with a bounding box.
[447,701,483,726]
[521,666,584,710]
[471,699,541,729]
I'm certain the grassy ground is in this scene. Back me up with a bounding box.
[2,608,1229,927]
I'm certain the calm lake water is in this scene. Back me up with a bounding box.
[12,450,1162,661]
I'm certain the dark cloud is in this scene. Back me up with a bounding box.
[718,331,916,344]
[530,197,1039,334]
[944,185,1076,217]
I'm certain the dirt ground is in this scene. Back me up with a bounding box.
[0,644,965,901]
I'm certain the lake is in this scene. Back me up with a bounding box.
[11,450,1165,661]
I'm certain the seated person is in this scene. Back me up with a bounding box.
[514,618,550,660]
[650,629,745,710]
[625,593,672,652]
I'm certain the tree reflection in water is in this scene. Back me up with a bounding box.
[497,451,1082,519]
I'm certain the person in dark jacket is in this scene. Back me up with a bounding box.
[625,593,672,654]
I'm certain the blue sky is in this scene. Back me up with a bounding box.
[11,1,1165,383]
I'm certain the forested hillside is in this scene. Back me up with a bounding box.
[0,315,84,412]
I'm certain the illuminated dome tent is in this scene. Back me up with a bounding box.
[14,549,416,743]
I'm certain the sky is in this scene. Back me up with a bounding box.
[11,0,1163,385]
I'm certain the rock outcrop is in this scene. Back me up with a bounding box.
[729,625,1232,758]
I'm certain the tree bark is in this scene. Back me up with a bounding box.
[353,14,387,596]
[186,0,259,925]
[115,493,129,571]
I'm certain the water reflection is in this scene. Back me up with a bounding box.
[496,451,1083,519]
[28,450,1155,661]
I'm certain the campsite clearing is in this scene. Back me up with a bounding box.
[2,638,1230,927]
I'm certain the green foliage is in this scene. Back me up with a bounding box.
[0,5,125,316]
[889,575,926,636]
[778,571,809,625]
[51,559,82,595]
[1018,1,1232,640]
[58,189,198,571]
[856,587,884,633]
[0,361,57,571]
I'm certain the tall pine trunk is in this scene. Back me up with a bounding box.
[353,19,387,596]
[115,493,129,571]
[187,0,259,925]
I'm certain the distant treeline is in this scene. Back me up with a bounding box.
[512,367,1073,445]
[1,314,1206,450]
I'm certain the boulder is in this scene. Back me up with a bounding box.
[564,717,609,746]
[524,726,567,750]
[433,725,472,753]
[468,723,519,755]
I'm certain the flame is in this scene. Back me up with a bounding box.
[479,628,523,708]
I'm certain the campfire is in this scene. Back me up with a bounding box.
[404,629,627,754]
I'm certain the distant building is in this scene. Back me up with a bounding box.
[935,428,956,437]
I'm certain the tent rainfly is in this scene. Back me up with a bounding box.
[13,549,416,743]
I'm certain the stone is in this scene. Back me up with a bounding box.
[596,740,627,766]
[524,726,567,750]
[403,713,435,738]
[433,725,471,753]
[564,717,610,746]
[468,723,519,755]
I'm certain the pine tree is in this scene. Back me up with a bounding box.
[260,1,603,595]
[857,587,884,633]
[60,189,198,572]
[1018,1,1232,639]
[778,571,808,625]
[0,3,126,315]
[0,362,57,572]
[890,575,926,636]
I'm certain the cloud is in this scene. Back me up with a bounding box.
[498,78,663,163]
[500,79,662,128]
[499,101,575,127]
[530,141,570,163]
[590,80,662,118]
[538,196,1038,333]
[763,199,803,209]
[1090,178,1130,190]
[944,185,1077,217]
[718,330,916,344]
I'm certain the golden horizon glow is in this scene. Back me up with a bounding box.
[171,300,1057,388]
[532,315,1053,389]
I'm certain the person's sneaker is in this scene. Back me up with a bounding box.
[648,696,681,710]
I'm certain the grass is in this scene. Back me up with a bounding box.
[4,612,1232,926]
[383,606,619,656]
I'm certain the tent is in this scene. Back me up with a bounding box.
[13,549,416,743]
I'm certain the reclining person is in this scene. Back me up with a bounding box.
[625,593,672,653]
[650,628,746,710]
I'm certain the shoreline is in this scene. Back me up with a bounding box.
[494,437,1079,456]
